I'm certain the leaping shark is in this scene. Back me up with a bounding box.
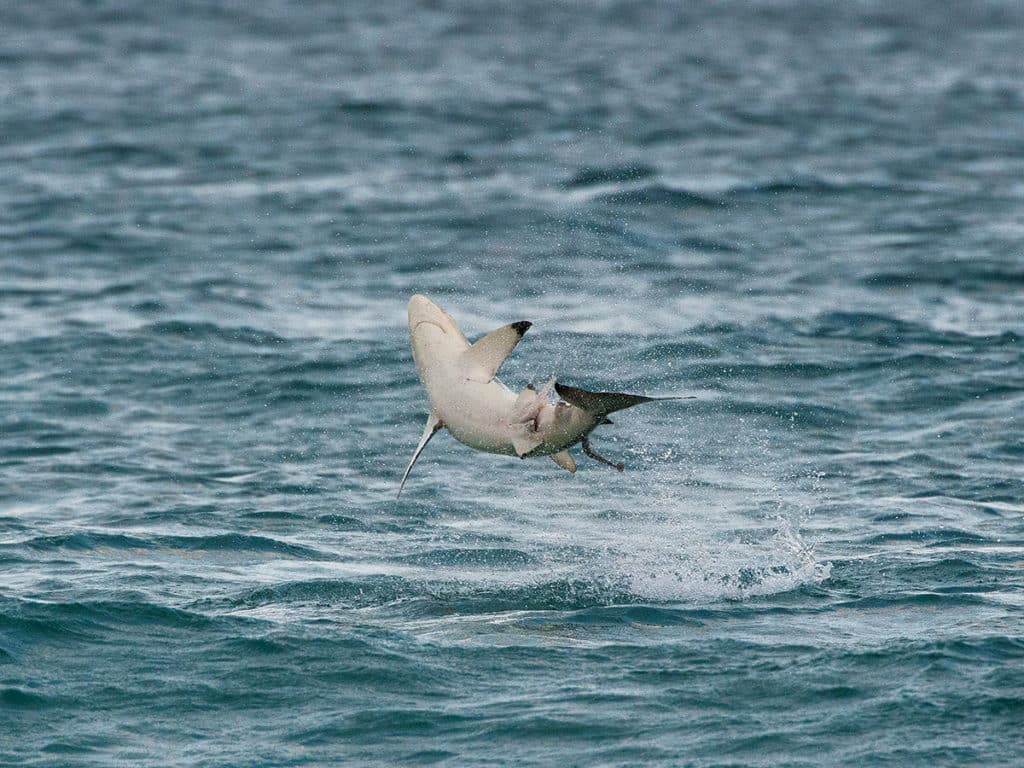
[398,295,689,497]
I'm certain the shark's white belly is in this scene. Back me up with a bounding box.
[425,369,521,455]
[428,375,594,458]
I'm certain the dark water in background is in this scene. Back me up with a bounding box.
[2,0,1023,765]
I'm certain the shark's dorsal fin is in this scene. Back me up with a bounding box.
[554,382,682,416]
[462,321,532,382]
[397,411,443,498]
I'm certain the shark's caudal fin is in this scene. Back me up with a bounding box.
[397,412,443,499]
[461,321,532,382]
[554,382,686,416]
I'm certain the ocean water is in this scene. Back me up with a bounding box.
[2,0,1023,765]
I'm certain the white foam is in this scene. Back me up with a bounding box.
[424,421,831,607]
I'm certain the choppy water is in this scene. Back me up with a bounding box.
[3,1,1024,765]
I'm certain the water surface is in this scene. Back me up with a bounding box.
[2,1,1023,765]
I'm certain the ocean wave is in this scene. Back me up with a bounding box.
[201,576,411,612]
[11,531,331,561]
[0,687,57,710]
[724,176,908,198]
[803,312,1021,347]
[560,164,657,189]
[154,533,331,560]
[864,529,991,547]
[393,547,539,568]
[594,183,722,208]
[861,267,1024,290]
[0,596,232,644]
[21,532,155,552]
[142,321,289,347]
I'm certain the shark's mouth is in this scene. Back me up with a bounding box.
[412,320,448,335]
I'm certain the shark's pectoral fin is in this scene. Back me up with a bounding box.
[397,411,444,499]
[511,431,543,458]
[462,320,532,382]
[551,450,576,473]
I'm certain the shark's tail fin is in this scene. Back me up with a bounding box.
[554,382,687,417]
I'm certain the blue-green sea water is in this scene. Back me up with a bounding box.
[2,1,1023,765]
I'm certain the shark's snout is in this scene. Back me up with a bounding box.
[408,294,458,334]
[408,294,441,324]
[407,293,435,315]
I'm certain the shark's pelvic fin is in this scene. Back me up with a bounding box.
[397,411,443,498]
[462,320,532,382]
[555,382,680,416]
[551,450,576,473]
[509,386,540,423]
[511,430,543,458]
